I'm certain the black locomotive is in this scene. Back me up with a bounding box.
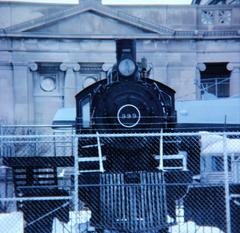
[76,40,190,233]
[76,40,176,134]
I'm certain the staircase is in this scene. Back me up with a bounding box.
[12,167,57,189]
[3,156,71,233]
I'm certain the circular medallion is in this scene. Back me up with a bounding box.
[117,104,141,128]
[40,77,56,92]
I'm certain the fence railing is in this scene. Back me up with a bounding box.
[0,130,240,233]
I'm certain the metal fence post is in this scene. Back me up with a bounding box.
[223,131,231,233]
[73,135,80,232]
[73,135,79,212]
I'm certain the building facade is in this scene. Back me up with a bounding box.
[0,0,239,124]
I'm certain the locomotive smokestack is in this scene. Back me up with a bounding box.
[116,39,136,62]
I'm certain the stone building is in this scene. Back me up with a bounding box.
[0,0,239,124]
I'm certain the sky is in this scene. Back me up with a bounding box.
[0,0,193,5]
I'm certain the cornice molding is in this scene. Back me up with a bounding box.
[60,63,80,72]
[0,31,239,40]
[12,62,28,67]
[3,3,174,36]
[0,62,12,67]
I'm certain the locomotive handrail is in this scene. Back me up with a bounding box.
[155,152,188,171]
[158,129,164,171]
[96,132,105,173]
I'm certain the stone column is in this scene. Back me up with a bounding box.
[0,62,14,123]
[12,63,30,123]
[227,63,240,97]
[12,62,38,124]
[60,63,80,107]
[196,63,206,100]
[28,62,38,123]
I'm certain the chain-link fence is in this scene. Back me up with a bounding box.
[0,128,240,233]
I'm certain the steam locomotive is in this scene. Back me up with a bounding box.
[2,40,239,233]
[76,40,190,233]
[76,40,176,134]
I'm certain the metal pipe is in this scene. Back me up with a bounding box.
[223,131,231,233]
[73,136,81,232]
[0,196,71,202]
[1,131,240,139]
[73,136,79,212]
[26,202,69,227]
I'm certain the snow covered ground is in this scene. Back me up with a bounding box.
[51,211,224,233]
[0,211,224,233]
[170,221,224,233]
[52,210,93,233]
[0,212,24,233]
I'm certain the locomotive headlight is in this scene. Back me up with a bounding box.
[118,58,136,77]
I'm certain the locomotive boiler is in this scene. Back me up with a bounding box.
[76,40,190,233]
[76,40,176,134]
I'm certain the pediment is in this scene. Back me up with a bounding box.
[5,4,175,36]
[26,11,154,35]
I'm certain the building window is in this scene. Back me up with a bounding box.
[211,156,231,172]
[200,63,230,99]
[201,9,231,25]
[80,96,91,128]
[201,157,207,172]
[212,156,224,172]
